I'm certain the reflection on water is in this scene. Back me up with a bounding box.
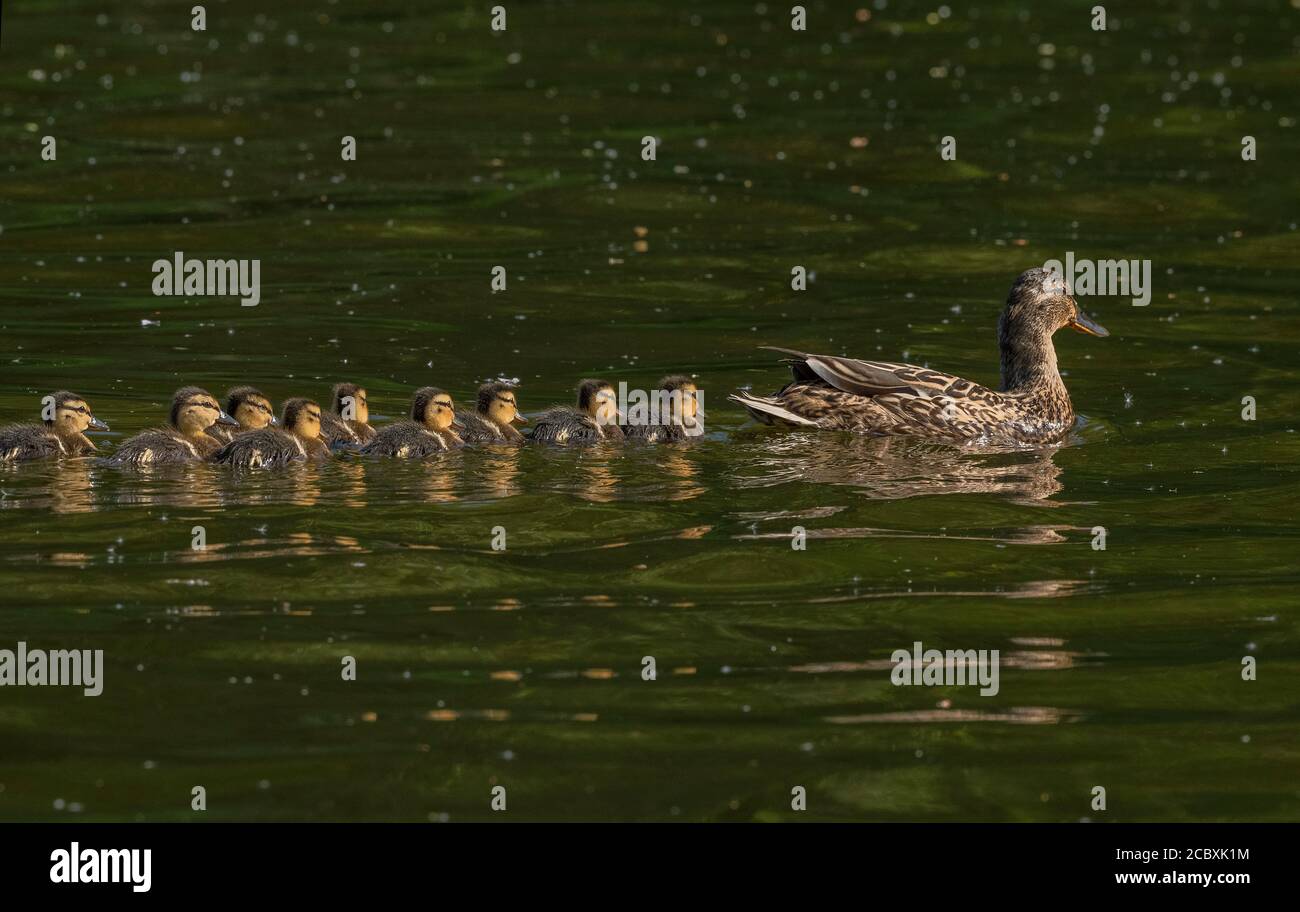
[2,0,1297,822]
[825,706,1079,725]
[732,432,1066,504]
[0,429,1075,515]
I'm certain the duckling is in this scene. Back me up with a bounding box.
[360,387,461,457]
[529,379,625,444]
[318,382,376,448]
[0,391,108,461]
[623,374,705,442]
[108,387,237,466]
[728,267,1109,445]
[207,386,277,445]
[458,381,527,444]
[212,398,329,468]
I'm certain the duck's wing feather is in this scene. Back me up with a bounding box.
[0,424,62,461]
[529,407,603,444]
[760,346,985,398]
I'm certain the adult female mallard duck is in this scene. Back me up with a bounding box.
[212,398,329,468]
[208,386,277,445]
[108,387,237,466]
[529,379,625,444]
[361,387,462,457]
[729,268,1108,446]
[623,374,705,442]
[458,381,527,444]
[318,382,376,448]
[0,391,108,461]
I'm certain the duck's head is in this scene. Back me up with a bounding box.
[577,379,622,426]
[225,386,277,430]
[1001,267,1109,342]
[477,381,526,427]
[171,386,237,436]
[45,391,108,434]
[282,398,323,439]
[412,386,455,432]
[332,382,369,424]
[660,374,705,425]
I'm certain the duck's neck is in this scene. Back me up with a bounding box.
[999,330,1068,399]
[54,426,94,451]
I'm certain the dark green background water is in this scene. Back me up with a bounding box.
[1,1,1297,821]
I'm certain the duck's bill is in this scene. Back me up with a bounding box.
[268,415,279,426]
[1069,310,1109,337]
[513,411,529,424]
[88,416,109,431]
[215,410,241,427]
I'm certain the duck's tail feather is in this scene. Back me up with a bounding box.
[728,391,819,427]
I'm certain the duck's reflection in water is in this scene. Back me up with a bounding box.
[417,453,460,504]
[0,460,99,514]
[732,432,1066,504]
[574,448,620,503]
[334,460,368,509]
[221,463,322,507]
[108,464,226,509]
[474,445,521,499]
[656,448,706,502]
[176,530,367,563]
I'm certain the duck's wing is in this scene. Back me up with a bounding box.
[0,425,62,461]
[457,413,501,444]
[760,346,986,399]
[109,429,200,466]
[529,407,601,444]
[318,412,360,448]
[360,423,445,458]
[213,429,306,468]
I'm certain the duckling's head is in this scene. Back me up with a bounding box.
[477,382,526,427]
[331,382,369,424]
[577,379,622,426]
[1002,268,1109,342]
[659,374,704,424]
[226,386,277,430]
[45,391,108,434]
[283,398,323,439]
[171,387,237,436]
[412,387,455,432]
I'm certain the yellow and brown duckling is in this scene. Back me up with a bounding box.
[458,381,527,444]
[529,379,625,444]
[361,387,461,458]
[0,391,108,461]
[623,374,705,442]
[108,387,237,466]
[729,267,1108,445]
[208,386,277,445]
[318,382,376,448]
[212,398,329,468]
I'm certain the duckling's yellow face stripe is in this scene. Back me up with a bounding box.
[491,393,524,425]
[56,400,92,431]
[592,387,619,425]
[677,385,700,419]
[428,396,455,430]
[350,390,369,423]
[179,398,223,434]
[237,397,275,429]
[298,406,323,437]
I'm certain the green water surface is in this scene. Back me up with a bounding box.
[1,0,1298,821]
